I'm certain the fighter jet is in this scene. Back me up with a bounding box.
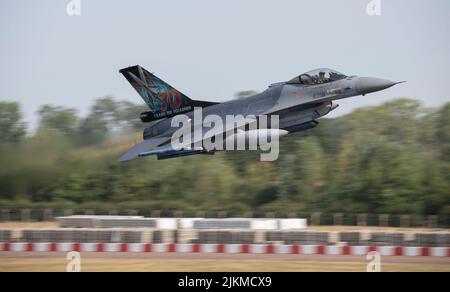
[118,66,403,161]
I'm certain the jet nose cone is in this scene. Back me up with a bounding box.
[356,77,398,95]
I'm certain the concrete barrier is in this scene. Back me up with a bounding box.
[0,230,11,242]
[56,216,157,228]
[19,229,149,243]
[0,242,448,257]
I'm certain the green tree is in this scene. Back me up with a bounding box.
[38,105,78,136]
[0,101,26,144]
[235,91,258,99]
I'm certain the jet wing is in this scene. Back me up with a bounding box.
[118,137,170,162]
[119,116,258,162]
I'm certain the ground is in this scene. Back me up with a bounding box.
[0,252,449,272]
[1,222,448,272]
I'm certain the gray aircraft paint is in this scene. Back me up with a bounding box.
[119,67,402,162]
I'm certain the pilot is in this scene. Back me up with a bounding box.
[317,71,328,84]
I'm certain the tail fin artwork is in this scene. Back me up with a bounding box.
[120,65,218,121]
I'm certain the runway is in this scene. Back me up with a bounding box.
[2,251,450,263]
[1,252,449,272]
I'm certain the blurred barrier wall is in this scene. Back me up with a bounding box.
[1,229,448,247]
[0,242,449,257]
[55,216,307,231]
[0,209,447,228]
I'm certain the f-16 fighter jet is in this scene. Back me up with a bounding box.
[118,66,403,161]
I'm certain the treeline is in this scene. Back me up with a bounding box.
[0,97,449,216]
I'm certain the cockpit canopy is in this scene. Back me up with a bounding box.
[288,68,347,85]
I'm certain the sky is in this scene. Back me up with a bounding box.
[1,0,449,131]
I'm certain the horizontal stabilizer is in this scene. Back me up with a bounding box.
[118,137,169,162]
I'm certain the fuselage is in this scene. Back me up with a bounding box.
[118,66,403,162]
[143,69,399,140]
